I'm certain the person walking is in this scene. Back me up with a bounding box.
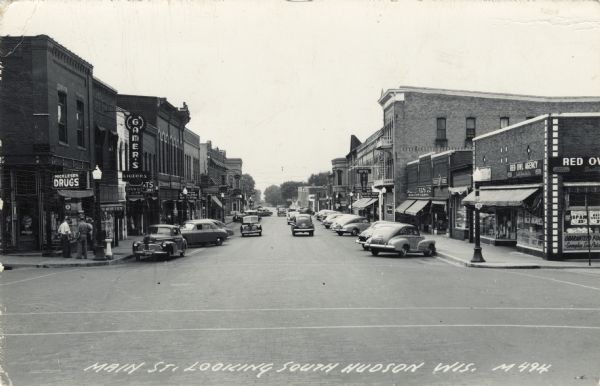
[58,217,72,258]
[77,215,93,259]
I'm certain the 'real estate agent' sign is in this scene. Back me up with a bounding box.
[126,114,146,172]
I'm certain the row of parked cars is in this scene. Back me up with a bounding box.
[314,209,437,257]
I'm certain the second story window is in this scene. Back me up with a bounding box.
[436,118,446,139]
[76,100,85,147]
[466,117,476,141]
[58,91,67,143]
[500,117,510,128]
[337,170,342,186]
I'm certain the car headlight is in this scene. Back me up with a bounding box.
[161,242,166,248]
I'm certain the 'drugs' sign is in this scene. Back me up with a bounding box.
[126,114,146,172]
[53,172,87,189]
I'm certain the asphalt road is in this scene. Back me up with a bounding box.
[1,215,600,385]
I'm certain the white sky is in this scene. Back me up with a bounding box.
[1,0,599,193]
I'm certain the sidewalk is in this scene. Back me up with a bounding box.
[430,234,599,269]
[0,236,143,269]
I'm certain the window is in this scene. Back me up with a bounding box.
[466,117,476,140]
[436,118,446,139]
[58,92,67,143]
[76,100,85,147]
[500,117,510,128]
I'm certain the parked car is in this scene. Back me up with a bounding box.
[287,210,299,225]
[244,209,260,218]
[291,214,314,236]
[258,208,273,217]
[316,210,337,221]
[322,212,345,229]
[332,215,371,236]
[277,207,287,217]
[231,211,244,222]
[206,219,234,236]
[181,219,229,246]
[241,215,262,237]
[356,221,396,249]
[133,224,187,260]
[364,223,436,257]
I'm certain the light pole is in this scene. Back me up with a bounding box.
[471,168,485,263]
[380,187,387,221]
[349,191,354,213]
[220,192,225,222]
[92,165,104,260]
[181,187,188,224]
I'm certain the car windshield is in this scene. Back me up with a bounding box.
[243,216,259,223]
[148,226,172,235]
[182,223,196,230]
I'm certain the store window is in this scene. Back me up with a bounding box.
[517,209,544,250]
[76,100,85,147]
[481,209,516,240]
[453,196,468,230]
[58,91,68,143]
[563,191,600,252]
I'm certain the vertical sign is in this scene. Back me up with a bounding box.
[126,114,146,172]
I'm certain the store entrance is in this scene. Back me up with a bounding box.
[17,201,38,251]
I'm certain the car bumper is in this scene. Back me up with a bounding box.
[364,243,396,251]
[355,238,367,245]
[292,227,314,232]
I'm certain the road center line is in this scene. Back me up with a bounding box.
[5,324,600,336]
[3,306,600,316]
[0,269,79,286]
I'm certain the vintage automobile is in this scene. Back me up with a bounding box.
[316,210,337,221]
[231,211,244,222]
[331,215,371,236]
[322,212,345,229]
[291,214,314,236]
[258,208,273,217]
[207,219,235,236]
[181,219,230,245]
[277,207,287,217]
[241,215,262,237]
[355,221,396,250]
[364,223,436,257]
[286,209,299,225]
[133,224,187,260]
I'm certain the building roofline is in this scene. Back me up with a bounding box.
[473,114,549,142]
[378,86,600,106]
[93,77,118,94]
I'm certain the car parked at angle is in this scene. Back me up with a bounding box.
[291,214,315,236]
[322,212,345,229]
[286,209,299,225]
[241,215,262,237]
[277,207,287,217]
[133,224,187,260]
[316,209,337,221]
[181,219,230,246]
[364,223,436,257]
[356,221,397,250]
[331,215,371,236]
[205,219,234,236]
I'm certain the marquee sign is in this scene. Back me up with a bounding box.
[507,159,542,179]
[53,172,87,189]
[549,156,600,174]
[126,114,146,172]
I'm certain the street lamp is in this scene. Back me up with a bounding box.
[471,168,485,263]
[349,191,354,213]
[182,187,188,224]
[92,165,104,260]
[220,192,225,222]
[380,187,387,221]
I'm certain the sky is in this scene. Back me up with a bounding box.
[1,0,599,194]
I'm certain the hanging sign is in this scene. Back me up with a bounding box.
[53,172,87,189]
[126,114,146,172]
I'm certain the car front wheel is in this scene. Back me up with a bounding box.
[351,228,359,236]
[337,232,343,236]
[399,245,409,257]
[370,249,379,256]
[215,237,223,246]
[424,244,436,257]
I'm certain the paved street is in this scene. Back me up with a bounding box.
[1,215,600,386]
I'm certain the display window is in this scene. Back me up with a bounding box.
[563,191,600,252]
[481,208,516,240]
[517,209,544,250]
[452,196,468,230]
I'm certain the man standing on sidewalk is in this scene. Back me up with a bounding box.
[58,217,72,258]
[76,215,93,259]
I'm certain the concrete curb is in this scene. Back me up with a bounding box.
[2,254,133,269]
[436,250,600,269]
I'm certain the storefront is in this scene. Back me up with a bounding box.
[352,194,378,221]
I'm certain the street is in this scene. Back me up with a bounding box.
[1,215,600,386]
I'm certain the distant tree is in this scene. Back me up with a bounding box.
[264,185,283,206]
[280,181,305,202]
[308,172,330,186]
[240,174,256,194]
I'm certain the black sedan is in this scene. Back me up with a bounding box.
[133,224,187,260]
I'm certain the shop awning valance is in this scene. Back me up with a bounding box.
[57,189,94,199]
[405,199,430,216]
[462,188,539,207]
[365,198,378,207]
[211,195,223,208]
[353,198,378,209]
[449,186,470,195]
[396,199,416,214]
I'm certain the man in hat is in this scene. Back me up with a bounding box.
[77,215,93,259]
[58,217,72,258]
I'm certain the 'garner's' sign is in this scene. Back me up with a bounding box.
[53,172,86,189]
[126,114,146,172]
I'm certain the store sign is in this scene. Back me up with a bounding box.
[507,159,542,179]
[549,156,600,174]
[180,189,200,201]
[473,167,491,182]
[122,171,150,182]
[125,114,146,172]
[407,185,432,198]
[361,191,379,198]
[569,210,600,226]
[563,232,600,251]
[53,172,86,189]
[432,176,448,186]
[126,180,155,198]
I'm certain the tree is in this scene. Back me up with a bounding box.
[240,174,256,194]
[308,172,330,186]
[280,181,305,202]
[264,185,283,206]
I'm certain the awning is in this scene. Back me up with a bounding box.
[211,195,223,208]
[431,200,447,206]
[395,199,416,214]
[462,188,539,207]
[449,186,470,195]
[353,198,378,209]
[57,189,94,199]
[405,199,430,216]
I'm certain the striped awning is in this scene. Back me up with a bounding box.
[462,188,539,207]
[211,195,223,208]
[395,199,416,214]
[405,200,430,216]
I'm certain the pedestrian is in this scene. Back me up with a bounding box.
[76,215,93,259]
[58,217,72,258]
